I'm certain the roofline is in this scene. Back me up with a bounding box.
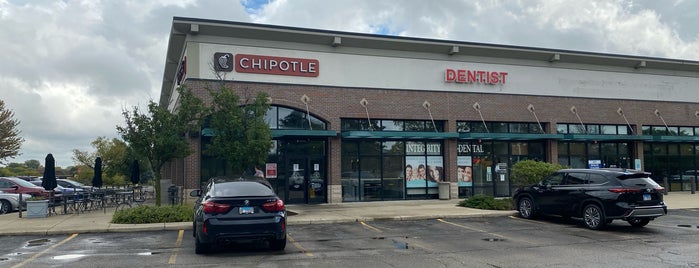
[172,17,699,63]
[161,16,699,106]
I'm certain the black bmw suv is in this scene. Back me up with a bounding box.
[513,169,667,230]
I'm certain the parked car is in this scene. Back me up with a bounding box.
[190,175,286,254]
[513,168,667,230]
[0,190,32,214]
[57,178,94,192]
[29,181,87,201]
[0,177,49,197]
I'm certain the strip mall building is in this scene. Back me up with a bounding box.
[161,17,699,204]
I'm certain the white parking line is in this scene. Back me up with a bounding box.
[437,218,534,245]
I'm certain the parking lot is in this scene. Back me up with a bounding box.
[2,210,698,267]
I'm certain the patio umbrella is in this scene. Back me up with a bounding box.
[130,160,140,185]
[92,157,103,188]
[42,153,57,191]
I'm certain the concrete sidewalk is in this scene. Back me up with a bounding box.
[1,192,696,236]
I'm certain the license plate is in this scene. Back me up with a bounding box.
[239,206,254,214]
[643,193,651,201]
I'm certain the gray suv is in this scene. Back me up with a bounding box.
[513,169,667,230]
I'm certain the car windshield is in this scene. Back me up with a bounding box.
[618,177,660,188]
[62,179,85,187]
[8,177,40,187]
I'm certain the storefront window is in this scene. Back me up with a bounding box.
[557,124,568,134]
[383,155,405,200]
[382,120,403,131]
[680,127,694,136]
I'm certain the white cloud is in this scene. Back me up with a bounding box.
[1,0,697,167]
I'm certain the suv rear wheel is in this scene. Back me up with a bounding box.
[583,204,606,230]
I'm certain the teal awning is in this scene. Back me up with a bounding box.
[637,135,699,142]
[459,133,564,140]
[342,131,459,139]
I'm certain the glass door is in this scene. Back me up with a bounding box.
[286,156,326,204]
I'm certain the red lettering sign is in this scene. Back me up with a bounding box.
[235,54,319,77]
[445,69,508,85]
[266,163,277,179]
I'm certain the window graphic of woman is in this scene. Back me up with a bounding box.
[405,164,414,181]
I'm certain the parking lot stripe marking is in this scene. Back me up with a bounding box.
[168,230,184,264]
[11,233,78,268]
[437,219,533,245]
[359,221,383,233]
[288,234,313,257]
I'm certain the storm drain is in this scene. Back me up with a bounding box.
[26,238,51,247]
[482,238,506,242]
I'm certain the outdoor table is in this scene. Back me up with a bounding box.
[114,191,133,205]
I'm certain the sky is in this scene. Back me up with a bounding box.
[1,0,698,167]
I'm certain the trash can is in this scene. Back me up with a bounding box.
[167,185,178,205]
[438,182,450,200]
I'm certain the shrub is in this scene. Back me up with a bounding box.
[111,205,193,224]
[510,160,566,188]
[458,194,514,210]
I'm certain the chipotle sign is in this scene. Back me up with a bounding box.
[234,53,319,77]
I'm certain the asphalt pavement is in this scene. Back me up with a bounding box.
[0,192,697,236]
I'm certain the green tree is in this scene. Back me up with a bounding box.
[0,162,40,176]
[24,159,41,169]
[205,85,272,175]
[72,137,131,182]
[0,99,23,164]
[117,86,204,205]
[510,160,566,188]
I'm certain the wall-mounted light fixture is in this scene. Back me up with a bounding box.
[635,60,646,69]
[472,102,489,133]
[654,109,674,135]
[695,111,699,118]
[422,101,437,132]
[449,46,459,55]
[332,36,342,47]
[549,53,560,62]
[300,95,312,130]
[617,107,634,134]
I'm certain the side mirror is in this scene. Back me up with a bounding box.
[189,189,201,197]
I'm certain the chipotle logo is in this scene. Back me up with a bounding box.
[233,53,319,77]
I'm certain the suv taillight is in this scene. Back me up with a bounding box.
[202,201,231,214]
[261,199,285,212]
[608,188,642,193]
